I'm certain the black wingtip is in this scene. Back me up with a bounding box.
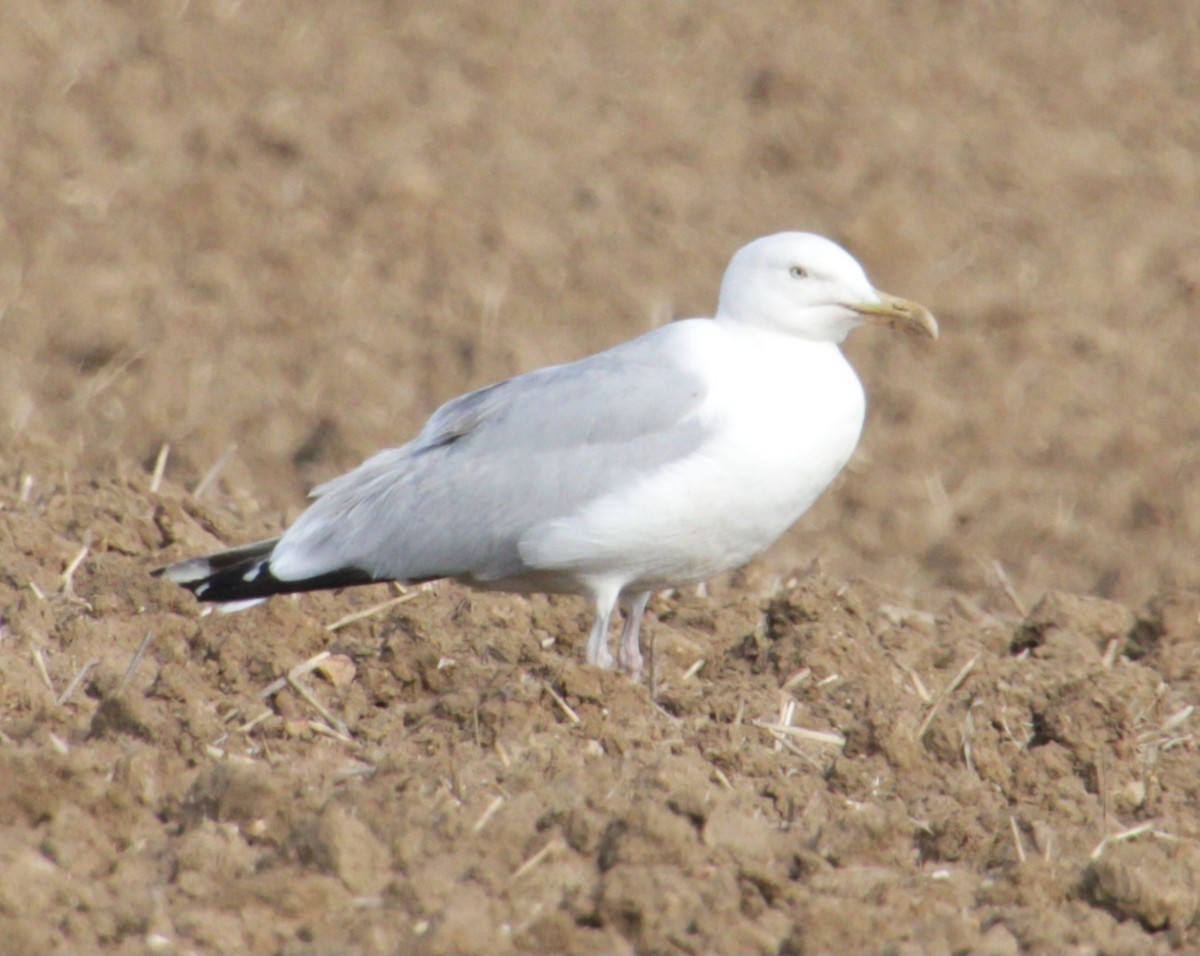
[155,537,383,604]
[194,563,381,603]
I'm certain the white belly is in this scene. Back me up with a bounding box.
[519,327,866,592]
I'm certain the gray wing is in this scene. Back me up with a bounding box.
[268,321,712,584]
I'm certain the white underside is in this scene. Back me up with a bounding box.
[518,320,865,599]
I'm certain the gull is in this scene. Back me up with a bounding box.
[155,232,937,678]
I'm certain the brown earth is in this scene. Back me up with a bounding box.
[2,1,1200,953]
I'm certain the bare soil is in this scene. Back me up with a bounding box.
[2,2,1199,953]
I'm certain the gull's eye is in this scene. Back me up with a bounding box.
[789,265,809,279]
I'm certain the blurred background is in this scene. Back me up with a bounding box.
[1,0,1197,608]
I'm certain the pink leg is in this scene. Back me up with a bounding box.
[585,588,619,669]
[616,591,651,679]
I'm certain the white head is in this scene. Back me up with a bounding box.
[715,232,937,343]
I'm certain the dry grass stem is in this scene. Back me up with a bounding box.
[149,443,170,493]
[258,675,288,699]
[193,444,237,499]
[119,631,154,691]
[287,673,352,738]
[1161,705,1194,733]
[48,732,70,755]
[651,700,683,726]
[60,544,89,593]
[902,664,933,703]
[681,658,706,681]
[325,590,420,631]
[235,710,273,735]
[472,795,505,834]
[511,838,565,880]
[31,647,54,695]
[259,651,332,699]
[916,652,981,740]
[991,560,1026,616]
[963,702,978,773]
[1090,821,1157,860]
[307,719,355,744]
[216,743,245,762]
[1101,637,1120,669]
[753,720,846,748]
[777,694,796,729]
[334,764,378,782]
[56,659,98,706]
[1040,827,1055,862]
[772,733,825,768]
[543,683,581,724]
[78,346,147,409]
[258,654,352,735]
[782,667,812,691]
[1109,820,1158,843]
[1009,815,1027,863]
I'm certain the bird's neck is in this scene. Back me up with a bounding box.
[714,313,852,349]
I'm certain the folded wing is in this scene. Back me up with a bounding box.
[272,324,712,585]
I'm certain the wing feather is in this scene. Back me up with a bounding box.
[269,322,713,584]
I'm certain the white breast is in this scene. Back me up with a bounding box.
[520,321,866,591]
